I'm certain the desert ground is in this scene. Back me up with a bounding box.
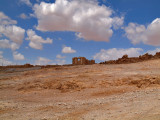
[0,59,160,120]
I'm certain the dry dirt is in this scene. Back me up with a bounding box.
[0,59,160,120]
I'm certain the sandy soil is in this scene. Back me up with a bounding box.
[0,59,160,120]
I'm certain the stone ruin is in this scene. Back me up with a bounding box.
[100,52,160,64]
[72,57,95,65]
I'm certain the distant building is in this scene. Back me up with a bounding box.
[72,57,95,65]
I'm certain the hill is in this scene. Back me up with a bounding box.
[0,59,160,120]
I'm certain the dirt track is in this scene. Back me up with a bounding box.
[0,59,160,120]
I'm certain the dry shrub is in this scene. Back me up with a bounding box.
[42,81,62,89]
[106,77,131,86]
[17,81,43,91]
[99,76,160,89]
[17,79,85,92]
[129,76,160,88]
[56,80,85,92]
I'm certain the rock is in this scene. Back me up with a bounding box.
[100,52,160,64]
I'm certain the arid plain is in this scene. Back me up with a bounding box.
[0,59,160,120]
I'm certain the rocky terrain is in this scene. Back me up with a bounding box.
[100,52,160,64]
[0,59,160,120]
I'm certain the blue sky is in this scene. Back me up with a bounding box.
[0,0,160,65]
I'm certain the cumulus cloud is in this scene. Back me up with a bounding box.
[56,54,66,59]
[35,57,52,65]
[0,39,20,50]
[147,48,160,55]
[0,39,10,49]
[125,18,160,46]
[19,13,29,19]
[0,12,25,51]
[13,51,25,61]
[62,46,76,54]
[26,29,53,50]
[0,12,17,25]
[93,48,143,61]
[20,0,32,6]
[33,0,123,42]
[0,51,13,66]
[0,25,25,45]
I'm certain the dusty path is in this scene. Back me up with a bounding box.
[0,59,160,120]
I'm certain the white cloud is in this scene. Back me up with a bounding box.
[26,29,53,50]
[29,13,36,18]
[35,57,52,65]
[0,12,17,25]
[13,51,25,61]
[125,18,160,46]
[20,0,32,6]
[0,51,2,57]
[55,59,66,65]
[147,48,160,55]
[93,48,143,61]
[0,39,20,51]
[0,12,25,51]
[52,59,66,65]
[112,17,124,29]
[0,39,10,48]
[35,56,66,65]
[56,54,66,59]
[19,13,29,19]
[10,43,20,51]
[62,46,76,54]
[124,23,146,45]
[33,0,123,42]
[0,25,25,45]
[0,12,25,61]
[0,51,13,66]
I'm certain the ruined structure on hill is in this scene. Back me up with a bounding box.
[72,57,95,65]
[100,52,160,64]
